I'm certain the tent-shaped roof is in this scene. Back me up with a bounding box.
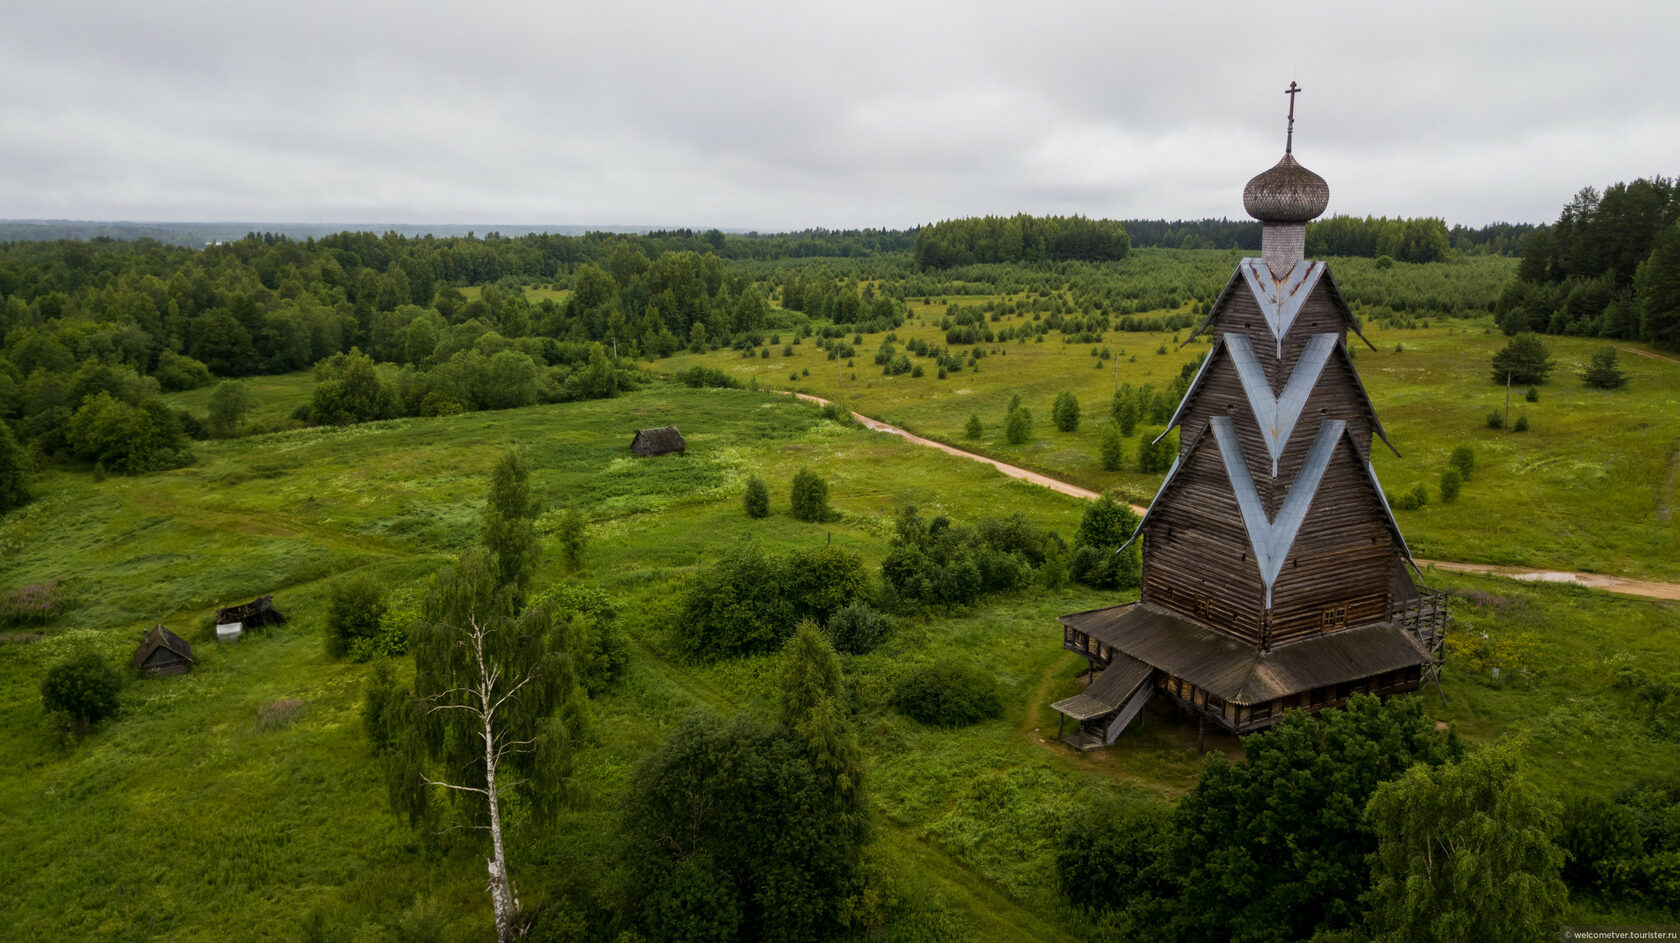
[132,624,193,671]
[630,426,686,456]
[1123,418,1415,591]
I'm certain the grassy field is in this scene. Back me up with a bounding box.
[661,299,1680,582]
[4,377,1677,939]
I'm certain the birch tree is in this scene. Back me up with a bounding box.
[390,548,583,942]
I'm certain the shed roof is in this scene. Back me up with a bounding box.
[1060,603,1432,705]
[630,426,686,454]
[132,624,193,670]
[1051,654,1154,721]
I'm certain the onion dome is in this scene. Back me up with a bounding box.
[1242,153,1329,224]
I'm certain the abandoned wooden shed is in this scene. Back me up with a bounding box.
[630,426,686,457]
[1051,87,1446,749]
[133,624,194,677]
[215,595,284,641]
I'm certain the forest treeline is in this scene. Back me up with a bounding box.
[1495,176,1680,345]
[0,211,1526,490]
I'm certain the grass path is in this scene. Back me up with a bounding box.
[791,392,1680,602]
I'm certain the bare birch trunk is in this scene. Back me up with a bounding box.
[479,627,520,943]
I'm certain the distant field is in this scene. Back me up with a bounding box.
[5,380,1677,937]
[662,301,1680,582]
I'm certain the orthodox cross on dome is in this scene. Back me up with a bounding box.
[1284,81,1302,154]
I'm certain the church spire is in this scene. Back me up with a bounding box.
[1243,82,1328,276]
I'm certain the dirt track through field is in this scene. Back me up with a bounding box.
[789,392,1680,602]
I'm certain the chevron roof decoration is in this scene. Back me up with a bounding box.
[1226,332,1338,476]
[1238,258,1324,357]
[1211,416,1342,607]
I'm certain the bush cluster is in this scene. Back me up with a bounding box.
[881,506,1065,610]
[891,659,1003,726]
[681,540,868,659]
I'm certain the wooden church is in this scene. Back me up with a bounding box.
[1052,87,1447,749]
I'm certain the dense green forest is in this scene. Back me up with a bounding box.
[1496,177,1680,344]
[0,219,1525,488]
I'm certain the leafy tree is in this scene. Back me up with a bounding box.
[0,421,28,514]
[827,603,890,655]
[386,547,585,943]
[1365,743,1566,943]
[41,652,122,732]
[1447,444,1474,481]
[963,413,982,439]
[557,507,587,572]
[1136,428,1177,473]
[1439,467,1462,503]
[790,467,830,522]
[1005,406,1033,444]
[206,380,251,437]
[743,474,770,518]
[66,393,187,474]
[1071,493,1141,590]
[482,451,540,595]
[681,539,797,658]
[1112,383,1141,436]
[1056,795,1173,912]
[310,348,394,425]
[1153,695,1458,943]
[1099,422,1124,471]
[325,573,389,660]
[782,544,867,626]
[1582,346,1628,389]
[1490,333,1554,385]
[1052,391,1081,432]
[190,310,259,376]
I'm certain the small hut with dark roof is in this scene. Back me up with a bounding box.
[133,624,194,677]
[1050,85,1446,750]
[630,426,687,457]
[215,594,285,641]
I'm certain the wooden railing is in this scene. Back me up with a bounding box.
[1391,590,1449,654]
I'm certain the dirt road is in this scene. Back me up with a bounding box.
[791,392,1680,602]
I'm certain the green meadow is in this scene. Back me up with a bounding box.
[3,379,1679,938]
[665,301,1680,582]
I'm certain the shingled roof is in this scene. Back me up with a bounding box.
[630,426,686,457]
[132,624,193,672]
[1060,603,1432,705]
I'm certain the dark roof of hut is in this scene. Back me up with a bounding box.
[1059,603,1432,705]
[132,624,193,670]
[631,426,686,454]
[216,595,283,626]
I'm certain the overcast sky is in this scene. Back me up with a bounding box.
[3,0,1675,231]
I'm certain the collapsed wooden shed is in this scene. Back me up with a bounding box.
[630,426,686,457]
[133,624,194,677]
[215,595,285,641]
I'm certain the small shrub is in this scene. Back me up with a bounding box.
[893,660,1003,726]
[964,414,982,440]
[326,574,388,660]
[1099,423,1123,471]
[41,652,122,731]
[1440,467,1462,503]
[1514,414,1530,432]
[1583,347,1628,390]
[557,507,587,571]
[789,468,830,522]
[1052,391,1081,432]
[675,366,740,389]
[743,475,769,518]
[828,603,891,655]
[1448,445,1474,480]
[1005,407,1033,444]
[1486,410,1505,430]
[1525,386,1540,403]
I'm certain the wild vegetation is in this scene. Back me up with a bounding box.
[2,214,1679,939]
